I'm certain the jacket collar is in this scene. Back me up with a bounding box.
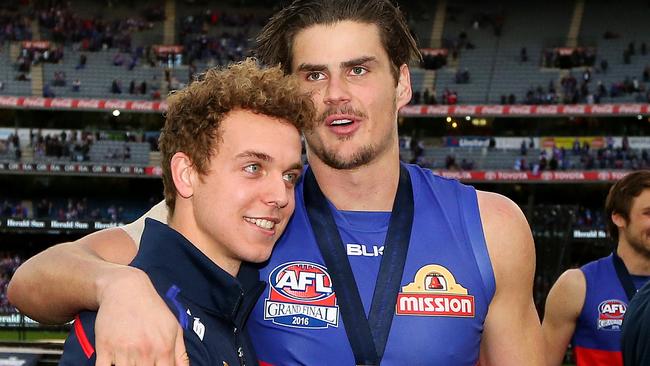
[132,219,265,323]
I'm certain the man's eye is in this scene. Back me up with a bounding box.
[306,72,325,81]
[351,67,367,76]
[244,164,260,173]
[283,172,299,184]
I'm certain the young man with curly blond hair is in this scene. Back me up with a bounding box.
[56,59,314,366]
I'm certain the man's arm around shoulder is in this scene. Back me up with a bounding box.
[476,191,545,366]
[8,227,138,323]
[8,202,188,365]
[542,268,586,366]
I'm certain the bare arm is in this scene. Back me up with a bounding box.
[8,228,137,323]
[7,202,187,365]
[541,269,585,366]
[477,191,545,366]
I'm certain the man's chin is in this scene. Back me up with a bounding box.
[315,147,376,170]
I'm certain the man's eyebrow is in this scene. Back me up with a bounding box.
[296,56,377,73]
[288,162,304,171]
[341,56,377,68]
[235,150,273,161]
[296,63,327,72]
[235,152,303,171]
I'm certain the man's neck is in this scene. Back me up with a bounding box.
[307,148,401,211]
[169,210,241,277]
[617,243,650,276]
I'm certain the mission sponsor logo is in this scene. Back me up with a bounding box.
[597,299,627,331]
[264,261,339,329]
[396,264,475,317]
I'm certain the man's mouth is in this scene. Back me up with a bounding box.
[330,119,353,126]
[244,217,276,230]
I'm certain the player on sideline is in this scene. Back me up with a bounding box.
[542,171,650,366]
[8,1,544,365]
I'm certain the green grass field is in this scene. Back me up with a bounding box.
[0,329,67,341]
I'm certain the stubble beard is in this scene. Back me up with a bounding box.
[308,101,397,170]
[625,228,650,261]
[309,137,377,170]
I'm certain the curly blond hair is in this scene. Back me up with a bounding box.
[159,58,315,214]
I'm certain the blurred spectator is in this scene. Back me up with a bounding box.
[520,47,528,62]
[455,68,470,84]
[53,71,66,87]
[76,54,87,70]
[445,154,458,170]
[111,79,122,94]
[43,84,55,98]
[129,80,136,94]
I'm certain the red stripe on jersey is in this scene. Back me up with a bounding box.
[259,361,274,366]
[74,314,95,359]
[574,345,622,366]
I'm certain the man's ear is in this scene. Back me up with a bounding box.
[170,152,195,199]
[396,64,413,109]
[611,212,627,230]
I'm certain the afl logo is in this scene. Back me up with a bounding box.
[269,261,333,301]
[599,299,626,318]
[597,299,627,331]
[265,261,339,329]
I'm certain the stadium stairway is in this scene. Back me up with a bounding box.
[566,0,586,48]
[164,0,177,45]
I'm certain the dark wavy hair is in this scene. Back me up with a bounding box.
[605,170,650,242]
[254,0,421,83]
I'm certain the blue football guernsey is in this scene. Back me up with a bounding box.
[249,164,496,366]
[572,255,650,366]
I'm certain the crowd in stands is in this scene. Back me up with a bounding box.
[411,88,459,105]
[179,9,264,67]
[421,51,447,70]
[513,137,650,172]
[1,196,159,223]
[36,1,161,52]
[531,204,606,239]
[33,130,92,162]
[0,252,22,314]
[0,133,20,160]
[542,47,596,69]
[0,6,32,43]
[512,64,650,106]
[398,135,649,172]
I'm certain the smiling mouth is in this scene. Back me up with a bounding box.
[330,119,353,126]
[244,217,276,230]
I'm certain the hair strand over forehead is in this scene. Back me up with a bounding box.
[254,0,422,81]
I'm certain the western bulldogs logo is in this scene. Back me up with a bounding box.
[597,299,627,331]
[264,261,339,329]
[396,264,475,317]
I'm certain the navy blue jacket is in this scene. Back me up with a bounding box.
[622,280,650,366]
[60,219,266,366]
